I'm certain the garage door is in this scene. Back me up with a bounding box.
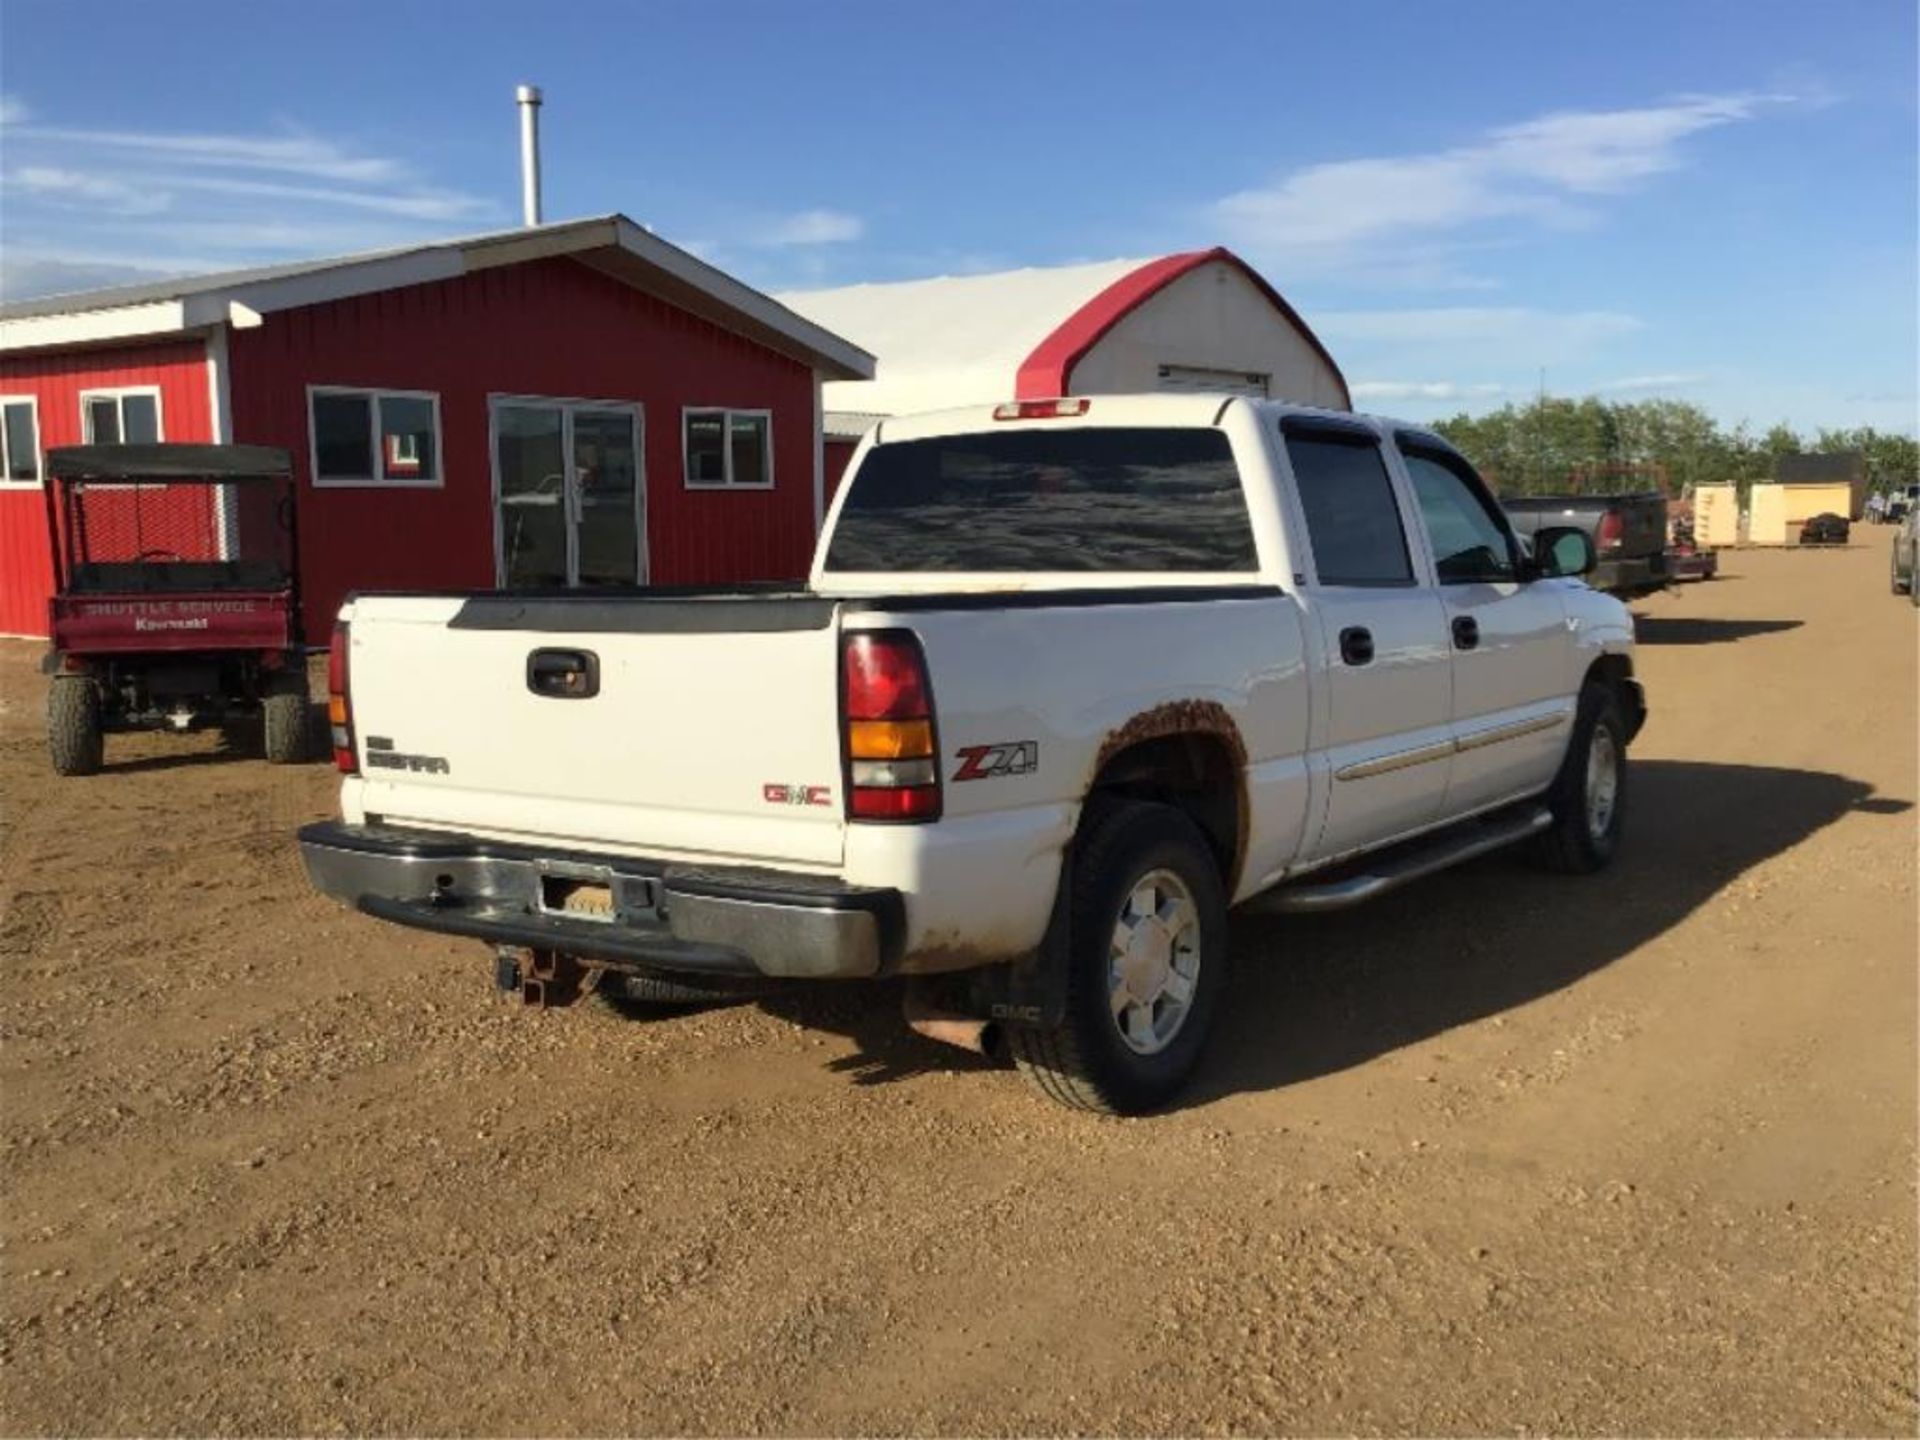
[1156,364,1270,397]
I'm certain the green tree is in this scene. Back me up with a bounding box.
[1433,396,1914,504]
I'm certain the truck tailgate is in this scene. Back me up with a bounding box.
[341,593,847,867]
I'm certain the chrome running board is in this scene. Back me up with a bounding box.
[1247,806,1553,915]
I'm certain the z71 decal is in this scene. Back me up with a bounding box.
[953,741,1038,782]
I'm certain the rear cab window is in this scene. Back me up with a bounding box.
[823,427,1259,573]
[1280,421,1415,587]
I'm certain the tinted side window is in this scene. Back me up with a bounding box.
[824,428,1257,573]
[1403,451,1518,583]
[1284,431,1414,586]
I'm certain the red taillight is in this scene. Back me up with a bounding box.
[992,397,1090,421]
[843,631,939,822]
[328,621,356,774]
[1597,511,1624,552]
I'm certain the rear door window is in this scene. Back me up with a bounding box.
[823,427,1258,573]
[1283,428,1415,586]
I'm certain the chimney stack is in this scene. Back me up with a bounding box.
[516,84,544,227]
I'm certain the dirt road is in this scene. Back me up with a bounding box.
[2,544,1914,1436]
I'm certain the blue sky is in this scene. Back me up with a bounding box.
[1,0,1913,432]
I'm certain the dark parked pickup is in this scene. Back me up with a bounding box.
[1504,492,1670,597]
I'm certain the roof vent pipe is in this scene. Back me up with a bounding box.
[516,84,544,227]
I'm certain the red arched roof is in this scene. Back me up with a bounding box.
[1012,246,1351,408]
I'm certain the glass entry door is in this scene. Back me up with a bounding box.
[493,399,645,589]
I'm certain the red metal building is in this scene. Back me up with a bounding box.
[0,215,873,639]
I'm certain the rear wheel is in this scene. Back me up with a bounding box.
[262,671,309,764]
[48,677,103,777]
[1530,682,1628,874]
[1008,801,1228,1115]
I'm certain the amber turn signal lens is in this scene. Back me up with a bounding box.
[847,718,933,760]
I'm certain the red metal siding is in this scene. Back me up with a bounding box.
[229,257,818,638]
[824,439,857,504]
[0,340,214,637]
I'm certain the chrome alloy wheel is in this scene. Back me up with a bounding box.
[1106,868,1203,1056]
[1585,725,1620,841]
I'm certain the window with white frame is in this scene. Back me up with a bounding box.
[0,397,41,487]
[684,408,772,489]
[309,387,442,487]
[80,388,163,445]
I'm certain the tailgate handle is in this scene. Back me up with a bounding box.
[527,648,599,699]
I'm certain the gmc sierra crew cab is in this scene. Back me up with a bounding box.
[300,394,1645,1114]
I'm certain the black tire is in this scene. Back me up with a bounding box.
[262,671,309,764]
[1530,683,1628,875]
[47,676,103,777]
[1008,801,1229,1115]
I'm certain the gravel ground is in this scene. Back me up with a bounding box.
[0,542,1914,1436]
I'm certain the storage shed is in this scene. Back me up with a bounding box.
[0,215,873,639]
[1748,482,1860,545]
[778,247,1348,497]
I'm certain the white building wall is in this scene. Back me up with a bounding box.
[1067,259,1348,409]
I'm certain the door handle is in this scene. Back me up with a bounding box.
[527,648,600,699]
[1338,626,1374,666]
[1452,615,1480,651]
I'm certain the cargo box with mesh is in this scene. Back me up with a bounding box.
[40,443,310,775]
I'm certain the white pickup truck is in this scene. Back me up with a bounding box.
[300,394,1644,1113]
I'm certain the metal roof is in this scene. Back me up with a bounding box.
[0,214,875,381]
[822,411,889,441]
[779,249,1348,417]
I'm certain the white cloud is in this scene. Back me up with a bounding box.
[1350,380,1508,401]
[10,166,173,215]
[1212,92,1787,280]
[1314,306,1643,348]
[10,123,409,183]
[0,95,26,126]
[755,208,865,247]
[0,113,502,296]
[1596,372,1707,392]
[0,254,189,303]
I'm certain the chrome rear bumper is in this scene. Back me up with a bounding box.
[298,821,900,979]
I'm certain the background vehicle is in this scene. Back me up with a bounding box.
[1799,511,1851,546]
[42,444,309,776]
[1666,513,1719,583]
[1503,491,1670,596]
[1893,508,1919,604]
[300,396,1643,1114]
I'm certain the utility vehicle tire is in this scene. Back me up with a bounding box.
[1529,682,1628,875]
[1008,800,1228,1116]
[599,969,779,1009]
[48,677,103,777]
[262,672,310,764]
